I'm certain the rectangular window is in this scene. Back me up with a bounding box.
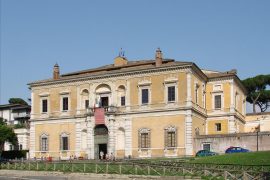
[141,133,149,148]
[62,97,69,111]
[167,131,176,147]
[41,137,48,151]
[85,100,89,109]
[121,96,125,106]
[62,136,69,150]
[168,86,175,102]
[141,89,149,104]
[42,99,48,113]
[203,143,211,151]
[215,95,221,109]
[215,123,222,131]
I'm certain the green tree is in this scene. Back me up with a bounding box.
[242,74,270,113]
[0,118,18,152]
[8,98,28,106]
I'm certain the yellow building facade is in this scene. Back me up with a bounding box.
[28,49,247,159]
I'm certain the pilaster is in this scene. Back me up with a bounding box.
[86,116,94,159]
[108,117,116,155]
[29,122,35,159]
[228,115,236,133]
[185,110,193,155]
[75,121,81,157]
[124,118,132,157]
[186,71,192,107]
[230,80,235,113]
[126,80,131,111]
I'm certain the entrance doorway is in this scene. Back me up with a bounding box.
[94,125,108,159]
[98,144,107,159]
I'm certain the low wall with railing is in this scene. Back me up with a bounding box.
[194,131,270,153]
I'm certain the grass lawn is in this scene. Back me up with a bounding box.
[189,151,270,166]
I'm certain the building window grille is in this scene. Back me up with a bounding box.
[42,99,48,113]
[141,89,149,104]
[85,100,89,109]
[62,137,69,150]
[121,96,125,106]
[214,95,221,109]
[138,128,150,149]
[164,126,177,148]
[62,97,69,111]
[203,143,211,151]
[215,123,222,131]
[167,86,175,102]
[60,133,69,151]
[40,134,48,151]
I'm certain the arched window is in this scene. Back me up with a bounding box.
[116,127,125,150]
[60,132,69,151]
[95,84,111,107]
[40,133,49,152]
[164,126,177,148]
[138,128,150,149]
[81,89,89,109]
[117,85,126,106]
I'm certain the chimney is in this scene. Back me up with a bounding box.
[155,48,163,67]
[53,63,60,80]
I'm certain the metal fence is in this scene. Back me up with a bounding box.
[1,161,269,180]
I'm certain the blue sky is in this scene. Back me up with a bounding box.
[0,0,269,112]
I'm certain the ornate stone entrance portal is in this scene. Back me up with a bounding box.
[94,124,108,159]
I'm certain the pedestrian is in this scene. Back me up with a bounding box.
[100,151,104,160]
[110,153,115,161]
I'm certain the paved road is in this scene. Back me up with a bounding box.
[0,170,198,180]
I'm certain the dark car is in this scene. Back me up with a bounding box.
[196,150,218,157]
[225,146,250,153]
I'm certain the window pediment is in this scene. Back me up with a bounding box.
[138,80,151,86]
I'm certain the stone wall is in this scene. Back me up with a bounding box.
[194,131,270,154]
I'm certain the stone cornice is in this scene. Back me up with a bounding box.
[29,64,193,88]
[208,75,247,95]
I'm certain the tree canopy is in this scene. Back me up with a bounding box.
[8,98,28,106]
[242,74,270,113]
[0,118,18,152]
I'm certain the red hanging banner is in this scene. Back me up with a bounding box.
[94,108,105,125]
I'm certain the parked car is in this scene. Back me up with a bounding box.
[196,150,218,157]
[225,146,250,153]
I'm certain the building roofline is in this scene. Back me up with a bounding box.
[0,104,30,109]
[246,111,270,116]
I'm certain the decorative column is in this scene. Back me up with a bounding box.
[86,116,94,159]
[75,121,82,157]
[108,116,116,155]
[185,110,193,156]
[125,118,132,157]
[186,71,192,107]
[29,122,35,159]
